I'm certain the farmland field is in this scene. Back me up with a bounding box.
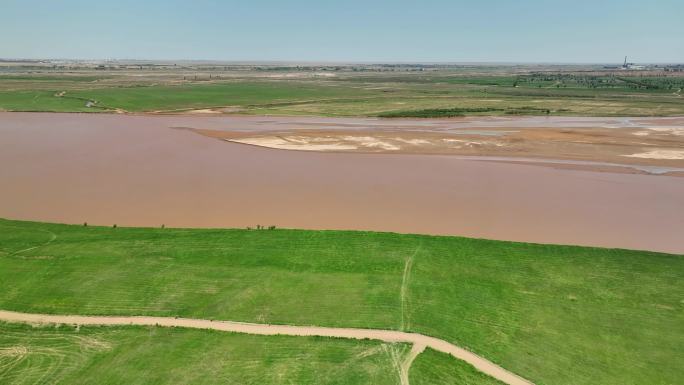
[1,64,682,116]
[0,219,681,385]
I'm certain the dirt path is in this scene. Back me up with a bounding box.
[0,310,533,385]
[13,231,56,256]
[400,245,420,331]
[400,343,426,385]
[4,227,57,257]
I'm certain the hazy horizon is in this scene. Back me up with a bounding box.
[2,0,683,63]
[2,58,681,65]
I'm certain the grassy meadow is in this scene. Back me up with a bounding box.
[0,322,414,385]
[410,349,503,385]
[0,219,682,385]
[1,68,682,116]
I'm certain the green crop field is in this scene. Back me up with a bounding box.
[0,219,682,385]
[1,67,682,116]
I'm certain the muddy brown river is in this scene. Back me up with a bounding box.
[1,113,683,253]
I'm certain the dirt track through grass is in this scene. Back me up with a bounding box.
[0,310,533,385]
[2,219,681,385]
[400,343,426,385]
[400,245,420,331]
[10,230,56,256]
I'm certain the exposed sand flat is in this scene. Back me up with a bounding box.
[186,109,222,114]
[394,138,432,145]
[0,310,534,385]
[1,112,683,253]
[183,115,684,169]
[644,127,684,136]
[228,137,359,151]
[624,150,684,160]
[342,136,401,151]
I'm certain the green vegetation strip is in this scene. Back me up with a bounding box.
[376,107,551,118]
[0,219,682,385]
[1,73,683,116]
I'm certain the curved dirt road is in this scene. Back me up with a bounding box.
[0,310,533,385]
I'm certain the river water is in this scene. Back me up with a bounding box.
[1,112,682,253]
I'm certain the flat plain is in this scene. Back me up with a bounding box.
[1,63,683,116]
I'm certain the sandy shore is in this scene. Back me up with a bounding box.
[1,112,683,253]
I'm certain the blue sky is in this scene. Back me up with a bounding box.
[1,0,682,63]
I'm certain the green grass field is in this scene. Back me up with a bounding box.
[1,70,682,116]
[411,349,503,385]
[0,91,93,112]
[66,82,369,112]
[0,219,682,385]
[0,321,501,385]
[0,322,413,385]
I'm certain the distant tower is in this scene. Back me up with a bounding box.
[623,56,628,67]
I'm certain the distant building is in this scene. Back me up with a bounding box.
[664,64,684,72]
[604,57,647,70]
[621,56,646,70]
